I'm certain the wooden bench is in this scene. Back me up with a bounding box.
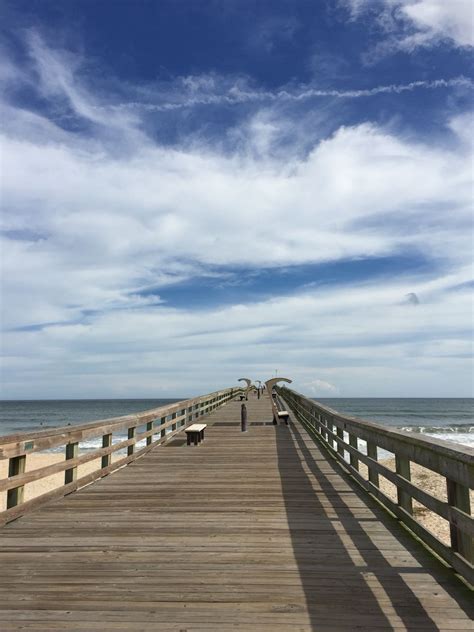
[185,423,207,446]
[277,410,290,425]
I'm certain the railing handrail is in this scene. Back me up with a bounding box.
[281,387,474,474]
[279,386,473,585]
[0,387,239,458]
[0,385,242,525]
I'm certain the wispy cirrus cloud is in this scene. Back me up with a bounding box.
[106,76,472,113]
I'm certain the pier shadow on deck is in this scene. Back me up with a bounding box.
[0,392,472,631]
[275,418,473,629]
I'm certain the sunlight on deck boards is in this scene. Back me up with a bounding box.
[0,394,472,631]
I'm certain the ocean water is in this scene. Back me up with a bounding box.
[0,397,472,451]
[0,399,181,452]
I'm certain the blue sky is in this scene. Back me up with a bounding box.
[0,0,473,398]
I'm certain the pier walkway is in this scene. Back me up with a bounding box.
[0,393,472,630]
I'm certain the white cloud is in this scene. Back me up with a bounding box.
[343,0,473,52]
[402,0,473,48]
[2,114,471,333]
[1,271,472,398]
[0,34,473,398]
[303,379,339,395]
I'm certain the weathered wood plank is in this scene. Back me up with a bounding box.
[0,392,472,630]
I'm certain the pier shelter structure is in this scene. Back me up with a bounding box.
[0,385,472,630]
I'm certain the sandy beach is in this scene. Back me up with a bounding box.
[359,457,474,547]
[0,452,123,513]
[1,451,471,547]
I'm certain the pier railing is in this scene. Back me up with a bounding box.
[279,386,474,584]
[0,387,240,525]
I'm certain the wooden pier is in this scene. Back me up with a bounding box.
[0,389,473,630]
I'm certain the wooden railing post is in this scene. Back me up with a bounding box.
[6,455,26,509]
[327,417,334,450]
[336,424,344,457]
[102,433,112,468]
[447,478,472,563]
[146,422,153,446]
[396,456,413,514]
[366,441,379,487]
[349,434,359,471]
[127,427,136,456]
[0,387,240,525]
[317,413,323,435]
[277,385,474,584]
[65,442,78,484]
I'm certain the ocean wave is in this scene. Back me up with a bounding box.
[46,429,173,453]
[398,424,474,434]
[334,430,473,460]
[426,433,474,448]
[376,413,474,419]
[79,437,149,451]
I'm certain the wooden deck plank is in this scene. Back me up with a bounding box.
[0,393,472,630]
